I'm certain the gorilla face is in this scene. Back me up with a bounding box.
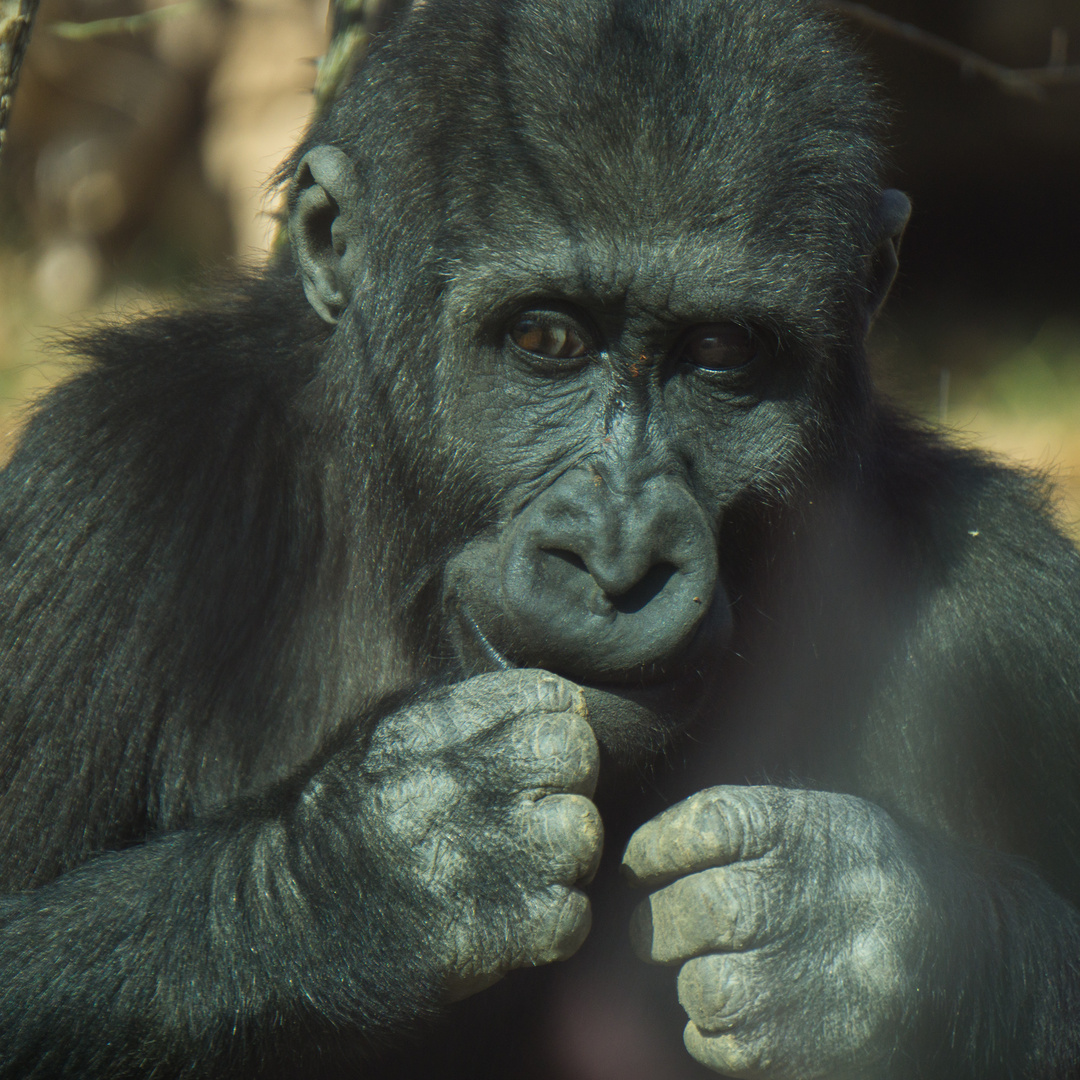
[288,0,901,760]
[433,238,822,759]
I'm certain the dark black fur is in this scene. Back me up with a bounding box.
[3,0,1080,1076]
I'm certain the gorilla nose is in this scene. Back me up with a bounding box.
[581,557,679,617]
[495,469,724,682]
[539,547,681,623]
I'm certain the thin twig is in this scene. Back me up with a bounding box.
[49,0,203,42]
[315,0,407,114]
[0,0,40,161]
[315,0,373,115]
[824,1,1080,100]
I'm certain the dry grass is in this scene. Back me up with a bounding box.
[0,252,178,465]
[873,314,1080,542]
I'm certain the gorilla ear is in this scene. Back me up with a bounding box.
[289,146,364,325]
[866,188,912,322]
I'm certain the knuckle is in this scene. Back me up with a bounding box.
[475,669,584,716]
[624,786,781,888]
[507,708,599,795]
[684,1022,767,1077]
[533,670,587,715]
[682,869,745,948]
[520,886,592,965]
[534,710,594,775]
[550,886,592,955]
[556,710,600,793]
[707,865,768,949]
[713,787,778,859]
[678,954,756,1032]
[528,793,603,883]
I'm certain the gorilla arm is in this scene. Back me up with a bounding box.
[0,672,601,1077]
[624,782,1080,1080]
[622,482,1080,1080]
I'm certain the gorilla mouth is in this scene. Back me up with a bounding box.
[440,464,732,761]
[452,597,725,686]
[448,598,729,763]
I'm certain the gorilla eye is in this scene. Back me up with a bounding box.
[508,314,588,361]
[681,323,758,371]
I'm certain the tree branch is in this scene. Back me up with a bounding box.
[314,0,409,114]
[0,0,40,162]
[823,1,1080,101]
[48,0,204,43]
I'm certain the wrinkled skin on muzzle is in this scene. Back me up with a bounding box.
[444,466,732,758]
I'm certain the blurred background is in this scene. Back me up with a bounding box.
[0,0,1078,534]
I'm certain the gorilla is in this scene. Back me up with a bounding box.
[2,0,1080,1077]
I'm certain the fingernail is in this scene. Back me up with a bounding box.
[537,675,586,715]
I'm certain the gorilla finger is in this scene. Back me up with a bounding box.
[395,670,587,751]
[524,793,604,885]
[468,669,587,722]
[503,706,599,796]
[621,786,782,888]
[443,968,502,1004]
[513,886,593,968]
[677,954,757,1033]
[629,867,765,965]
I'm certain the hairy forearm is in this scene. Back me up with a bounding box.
[0,786,437,1078]
[908,841,1080,1079]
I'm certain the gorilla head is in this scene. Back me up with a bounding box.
[5,3,1080,1078]
[286,0,907,759]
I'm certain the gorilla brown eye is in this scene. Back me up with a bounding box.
[509,314,588,361]
[681,323,758,371]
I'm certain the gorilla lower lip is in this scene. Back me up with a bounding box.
[453,590,728,694]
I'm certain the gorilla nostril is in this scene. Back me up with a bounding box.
[609,562,677,615]
[544,548,589,574]
[542,548,680,616]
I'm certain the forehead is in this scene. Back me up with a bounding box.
[444,227,771,326]
[464,4,869,206]
[408,6,875,263]
[337,0,884,332]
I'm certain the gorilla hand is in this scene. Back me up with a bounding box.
[622,786,928,1079]
[333,670,602,1000]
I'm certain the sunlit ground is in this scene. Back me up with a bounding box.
[871,312,1080,541]
[0,251,180,462]
[2,253,1079,544]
